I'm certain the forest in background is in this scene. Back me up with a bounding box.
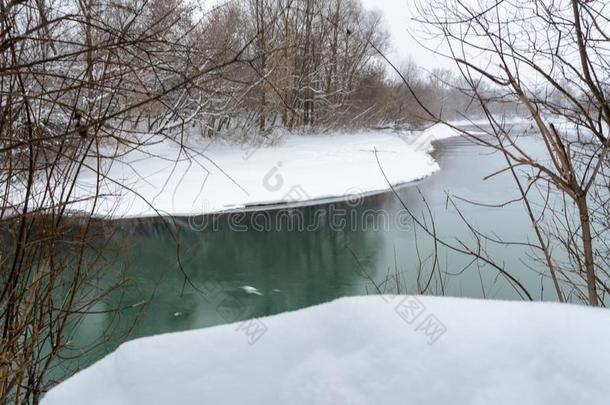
[2,0,520,155]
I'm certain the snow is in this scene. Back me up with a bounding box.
[42,295,610,405]
[420,122,463,141]
[5,124,464,219]
[57,128,459,218]
[447,116,532,127]
[240,285,263,296]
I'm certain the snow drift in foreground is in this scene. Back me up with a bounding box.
[32,125,457,218]
[43,296,610,405]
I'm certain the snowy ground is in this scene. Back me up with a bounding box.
[42,123,461,218]
[42,295,610,405]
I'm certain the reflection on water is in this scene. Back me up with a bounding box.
[64,124,553,375]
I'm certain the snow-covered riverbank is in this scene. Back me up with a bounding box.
[62,124,460,218]
[42,295,610,405]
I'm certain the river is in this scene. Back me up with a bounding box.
[64,122,551,375]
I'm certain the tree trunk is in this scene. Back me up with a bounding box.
[576,194,598,306]
[256,0,267,132]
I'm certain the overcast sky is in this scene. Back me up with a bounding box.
[359,0,455,71]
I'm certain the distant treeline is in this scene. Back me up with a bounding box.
[170,0,523,134]
[1,0,522,153]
